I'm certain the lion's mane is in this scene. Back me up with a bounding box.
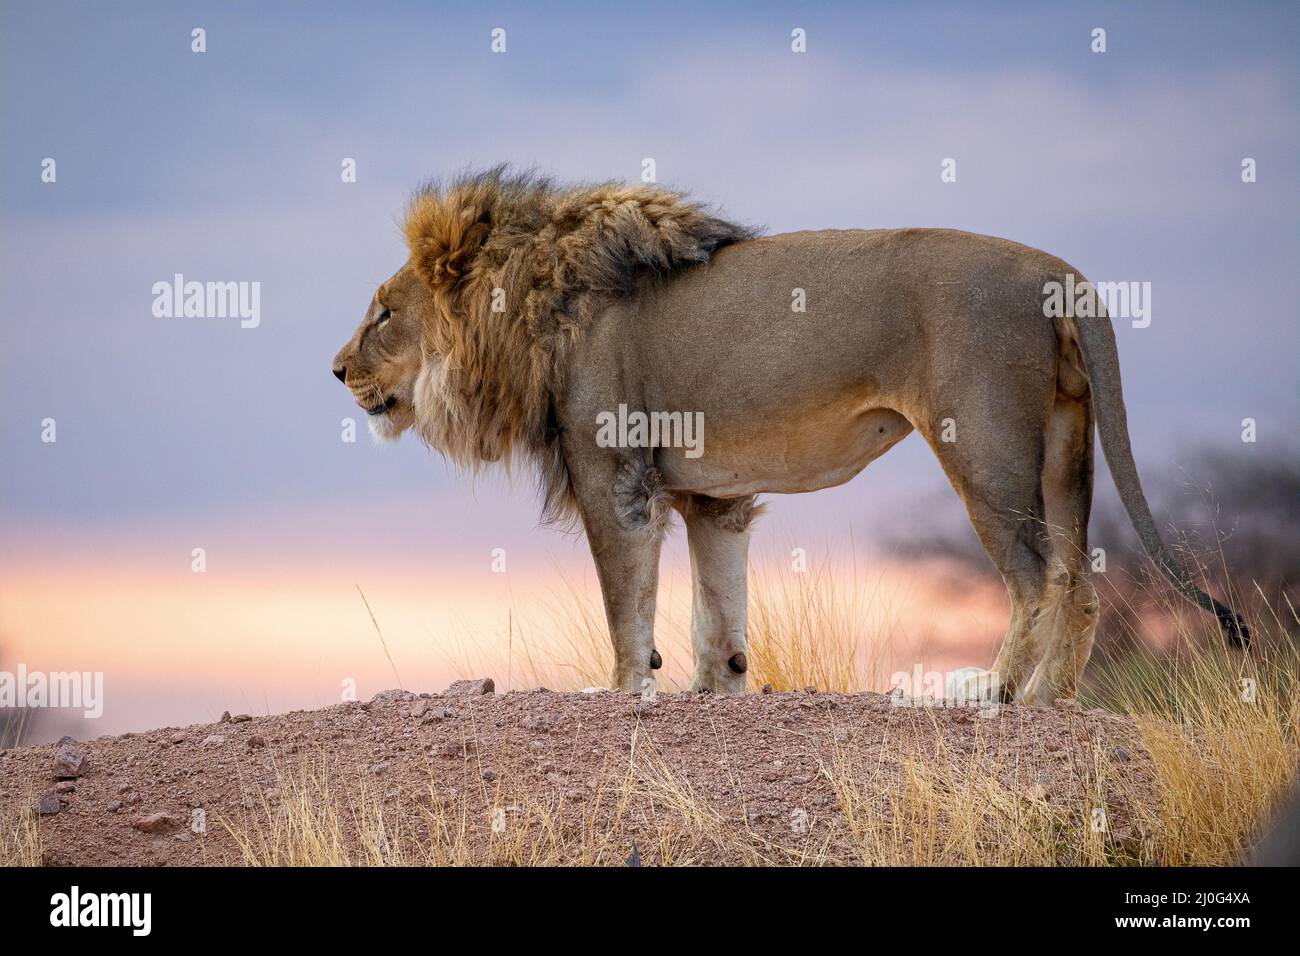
[403,166,755,525]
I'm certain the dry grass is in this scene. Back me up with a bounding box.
[747,547,900,693]
[1085,603,1299,864]
[220,729,824,867]
[445,548,911,695]
[0,783,44,867]
[823,713,1133,866]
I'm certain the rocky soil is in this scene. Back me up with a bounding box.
[1,680,1160,866]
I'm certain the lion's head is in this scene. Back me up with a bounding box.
[332,167,753,514]
[331,264,429,443]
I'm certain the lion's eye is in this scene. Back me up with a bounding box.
[376,307,391,328]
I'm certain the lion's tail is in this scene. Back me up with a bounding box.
[1070,283,1249,647]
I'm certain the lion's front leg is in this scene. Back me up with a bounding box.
[569,451,670,693]
[682,495,759,694]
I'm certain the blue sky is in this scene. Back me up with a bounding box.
[2,0,1297,535]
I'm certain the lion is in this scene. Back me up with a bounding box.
[332,167,1247,704]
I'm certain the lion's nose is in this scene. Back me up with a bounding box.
[333,366,347,383]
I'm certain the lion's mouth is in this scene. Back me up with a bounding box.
[364,395,398,417]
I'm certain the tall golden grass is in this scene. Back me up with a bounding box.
[0,784,43,867]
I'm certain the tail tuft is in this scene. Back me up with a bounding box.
[1214,602,1250,648]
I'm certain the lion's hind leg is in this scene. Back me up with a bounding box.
[1018,394,1099,706]
[916,403,1055,704]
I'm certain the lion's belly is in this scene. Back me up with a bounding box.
[655,401,914,497]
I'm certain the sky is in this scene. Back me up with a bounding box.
[1,1,1297,740]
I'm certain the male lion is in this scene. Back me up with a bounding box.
[332,168,1246,704]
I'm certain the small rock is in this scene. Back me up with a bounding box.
[36,791,65,815]
[220,711,232,723]
[229,713,252,723]
[440,741,474,758]
[246,735,266,749]
[520,715,540,730]
[168,732,187,745]
[371,761,390,775]
[1054,698,1082,712]
[1113,746,1131,764]
[202,734,226,748]
[133,812,181,834]
[761,684,773,694]
[420,706,452,724]
[481,768,497,783]
[409,700,429,719]
[446,678,494,697]
[54,780,76,793]
[125,792,142,805]
[52,744,87,779]
[106,800,123,813]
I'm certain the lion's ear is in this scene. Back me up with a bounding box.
[406,199,492,294]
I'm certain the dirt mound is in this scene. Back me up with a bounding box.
[1,682,1160,866]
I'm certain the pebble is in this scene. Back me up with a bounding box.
[247,735,266,749]
[446,678,495,697]
[202,734,226,748]
[132,812,181,834]
[36,791,65,815]
[52,744,87,779]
